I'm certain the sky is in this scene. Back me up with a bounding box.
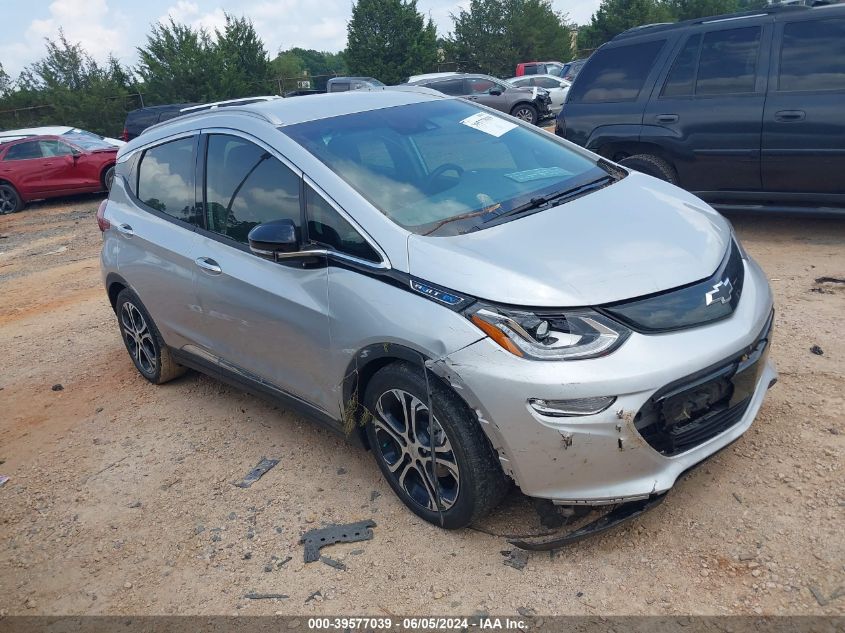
[0,0,601,78]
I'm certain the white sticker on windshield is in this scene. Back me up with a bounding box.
[460,112,518,137]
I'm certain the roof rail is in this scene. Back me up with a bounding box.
[143,107,282,136]
[613,5,810,39]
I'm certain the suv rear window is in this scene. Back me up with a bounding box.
[779,18,845,92]
[137,136,197,224]
[569,40,665,103]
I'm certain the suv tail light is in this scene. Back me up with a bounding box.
[121,127,129,142]
[96,199,110,232]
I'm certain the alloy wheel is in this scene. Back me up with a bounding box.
[0,187,17,214]
[373,388,460,511]
[513,107,535,123]
[120,301,157,375]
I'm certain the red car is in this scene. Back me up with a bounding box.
[515,61,564,76]
[0,134,117,214]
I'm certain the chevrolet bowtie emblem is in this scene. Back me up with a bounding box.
[705,278,733,306]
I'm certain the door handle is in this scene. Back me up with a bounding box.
[195,257,222,274]
[774,110,805,122]
[115,223,134,237]
[656,114,679,123]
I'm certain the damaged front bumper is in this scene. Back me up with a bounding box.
[434,256,777,505]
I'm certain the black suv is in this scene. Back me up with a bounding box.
[556,5,845,214]
[122,104,197,142]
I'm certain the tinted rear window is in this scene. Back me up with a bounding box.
[3,141,42,161]
[696,27,761,95]
[662,34,701,97]
[779,18,845,92]
[569,40,665,103]
[137,136,197,224]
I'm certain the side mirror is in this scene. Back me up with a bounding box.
[489,88,502,96]
[248,219,299,261]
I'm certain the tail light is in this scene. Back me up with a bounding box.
[122,127,129,142]
[96,199,110,232]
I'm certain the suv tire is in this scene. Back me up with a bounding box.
[619,154,678,185]
[363,361,508,528]
[510,103,538,125]
[0,183,23,214]
[115,288,186,384]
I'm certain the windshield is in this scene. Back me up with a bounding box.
[283,99,604,236]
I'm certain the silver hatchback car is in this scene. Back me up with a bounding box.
[99,87,776,530]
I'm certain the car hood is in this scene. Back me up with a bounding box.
[406,172,732,307]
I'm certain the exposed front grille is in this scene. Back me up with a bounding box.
[635,311,772,456]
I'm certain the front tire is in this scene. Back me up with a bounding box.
[0,183,23,214]
[364,361,508,529]
[115,288,186,384]
[511,103,538,125]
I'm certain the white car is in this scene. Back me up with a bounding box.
[0,126,125,148]
[507,74,571,114]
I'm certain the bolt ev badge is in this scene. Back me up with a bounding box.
[705,279,733,306]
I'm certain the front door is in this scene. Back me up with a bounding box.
[762,16,845,195]
[192,132,333,413]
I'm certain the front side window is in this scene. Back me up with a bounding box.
[569,40,666,103]
[468,78,498,93]
[204,134,300,244]
[779,19,845,92]
[137,136,197,224]
[306,184,379,262]
[39,140,74,157]
[3,141,42,161]
[696,26,761,95]
[284,99,606,237]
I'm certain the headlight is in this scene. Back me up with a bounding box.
[464,302,630,361]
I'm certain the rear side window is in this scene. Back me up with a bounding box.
[203,134,300,244]
[305,184,379,263]
[696,27,761,95]
[137,136,197,224]
[428,78,465,96]
[779,19,845,92]
[3,141,42,161]
[534,77,561,89]
[569,40,666,103]
[330,82,350,92]
[662,34,701,97]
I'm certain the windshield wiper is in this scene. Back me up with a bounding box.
[481,175,615,225]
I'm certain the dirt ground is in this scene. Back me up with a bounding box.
[0,195,843,617]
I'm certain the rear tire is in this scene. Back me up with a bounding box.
[363,361,508,529]
[115,288,186,385]
[510,103,538,125]
[0,183,23,214]
[102,166,115,192]
[619,154,678,184]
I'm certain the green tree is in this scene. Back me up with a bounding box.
[346,0,438,84]
[577,0,674,52]
[446,0,573,78]
[665,0,739,20]
[12,31,132,136]
[136,18,217,102]
[0,63,11,98]
[214,14,271,97]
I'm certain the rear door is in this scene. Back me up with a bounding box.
[191,131,334,413]
[0,140,57,195]
[116,134,204,349]
[762,15,845,195]
[644,22,770,192]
